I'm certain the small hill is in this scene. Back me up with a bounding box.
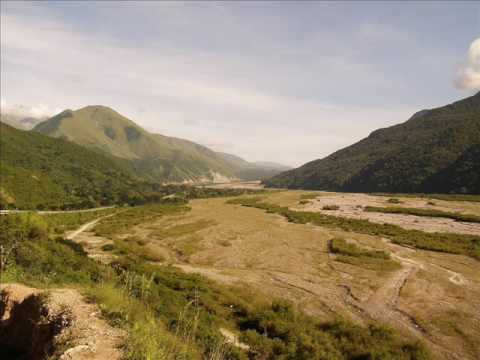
[0,122,158,209]
[264,92,480,194]
[34,106,236,183]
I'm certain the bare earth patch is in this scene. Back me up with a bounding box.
[0,283,124,360]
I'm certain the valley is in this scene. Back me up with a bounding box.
[63,190,480,360]
[1,2,479,359]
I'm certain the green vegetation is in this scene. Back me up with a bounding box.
[94,204,189,239]
[299,193,319,200]
[364,206,480,224]
[323,205,340,210]
[1,122,144,209]
[298,193,319,205]
[264,92,480,194]
[387,198,402,204]
[41,208,118,233]
[330,238,390,259]
[150,219,217,240]
[330,238,400,271]
[1,205,430,359]
[227,197,480,260]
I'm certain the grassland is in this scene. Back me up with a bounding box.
[330,238,401,271]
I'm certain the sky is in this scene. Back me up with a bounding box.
[1,1,479,166]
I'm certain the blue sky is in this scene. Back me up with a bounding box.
[1,1,479,166]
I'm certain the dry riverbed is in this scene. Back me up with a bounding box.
[71,191,480,360]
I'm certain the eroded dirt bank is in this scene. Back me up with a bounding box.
[0,283,124,360]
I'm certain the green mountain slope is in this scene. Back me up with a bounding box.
[264,92,480,194]
[0,122,158,209]
[34,106,235,183]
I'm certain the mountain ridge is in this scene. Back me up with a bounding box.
[264,92,480,194]
[33,106,288,183]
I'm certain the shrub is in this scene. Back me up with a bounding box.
[387,198,402,204]
[101,244,115,252]
[322,205,340,211]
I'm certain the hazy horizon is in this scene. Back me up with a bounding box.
[1,1,479,166]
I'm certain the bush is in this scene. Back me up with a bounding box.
[322,205,340,211]
[388,198,402,204]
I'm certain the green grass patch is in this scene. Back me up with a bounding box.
[227,198,480,260]
[323,204,340,210]
[364,206,480,224]
[299,193,319,200]
[387,198,402,204]
[41,208,118,234]
[150,219,217,240]
[94,204,188,238]
[330,238,401,271]
[330,238,390,259]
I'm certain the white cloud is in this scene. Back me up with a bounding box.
[0,5,423,166]
[0,99,61,119]
[455,38,480,91]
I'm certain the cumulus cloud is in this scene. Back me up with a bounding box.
[455,38,480,91]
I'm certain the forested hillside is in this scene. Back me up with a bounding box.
[0,123,156,209]
[265,92,480,194]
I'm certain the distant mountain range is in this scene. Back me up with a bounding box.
[29,106,288,183]
[265,92,480,194]
[1,113,47,130]
[216,153,291,181]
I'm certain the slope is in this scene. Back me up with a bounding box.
[0,122,158,209]
[264,92,480,194]
[34,106,236,183]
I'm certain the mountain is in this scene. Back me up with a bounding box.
[34,106,237,183]
[216,152,291,181]
[0,122,161,209]
[34,105,290,183]
[264,92,480,194]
